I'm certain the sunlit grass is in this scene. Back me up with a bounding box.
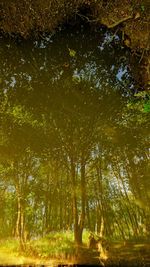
[0,238,24,265]
[0,233,77,264]
[0,238,19,254]
[27,230,90,259]
[0,230,91,265]
[1,233,150,265]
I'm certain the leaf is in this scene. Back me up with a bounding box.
[143,100,150,113]
[68,48,76,57]
[141,4,145,12]
[134,91,148,98]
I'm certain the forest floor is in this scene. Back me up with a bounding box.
[0,249,63,266]
[0,239,150,266]
[106,241,150,266]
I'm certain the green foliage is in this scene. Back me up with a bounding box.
[26,230,90,259]
[8,105,40,127]
[0,22,150,264]
[28,231,75,258]
[0,238,19,253]
[68,48,76,57]
[141,4,145,12]
[127,91,150,113]
[143,100,150,113]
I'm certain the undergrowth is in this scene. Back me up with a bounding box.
[0,230,90,260]
[26,230,90,259]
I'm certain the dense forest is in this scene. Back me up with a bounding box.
[0,1,150,265]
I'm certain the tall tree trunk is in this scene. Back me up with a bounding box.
[70,155,86,245]
[78,157,86,243]
[99,216,104,237]
[71,158,79,245]
[96,157,105,237]
[86,200,91,230]
[15,192,21,239]
[15,190,25,249]
[45,173,51,232]
[14,161,26,250]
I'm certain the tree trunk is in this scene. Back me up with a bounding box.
[96,158,105,237]
[15,190,25,249]
[71,158,79,244]
[14,161,26,250]
[100,216,104,237]
[86,200,91,230]
[78,157,86,242]
[15,193,21,239]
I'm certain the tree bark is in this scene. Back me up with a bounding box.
[71,155,86,245]
[71,157,79,244]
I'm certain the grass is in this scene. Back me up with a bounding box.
[26,230,90,259]
[0,232,77,265]
[0,238,26,265]
[0,238,19,254]
[0,230,90,259]
[0,233,150,266]
[0,230,91,265]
